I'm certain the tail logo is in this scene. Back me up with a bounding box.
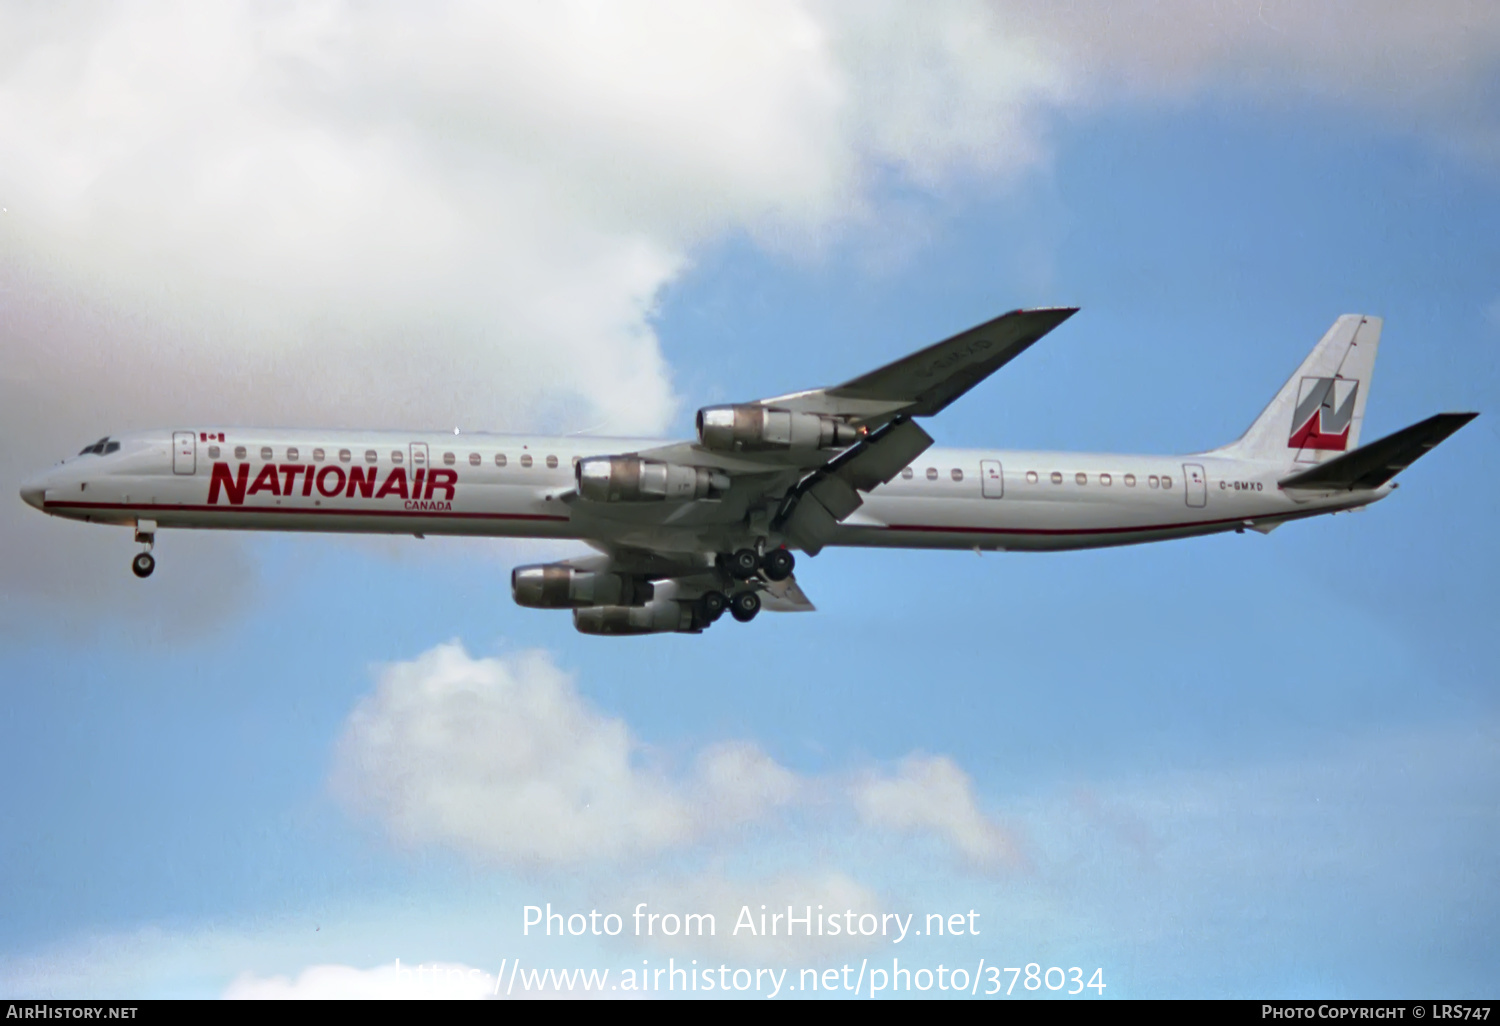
[1289,376,1357,451]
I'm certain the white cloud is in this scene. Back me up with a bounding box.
[852,754,1018,868]
[333,641,1018,871]
[331,642,804,865]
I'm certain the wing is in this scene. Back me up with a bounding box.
[754,306,1079,429]
[568,307,1077,557]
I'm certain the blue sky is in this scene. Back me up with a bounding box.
[1,2,1497,1000]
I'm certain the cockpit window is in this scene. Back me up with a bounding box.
[78,437,119,456]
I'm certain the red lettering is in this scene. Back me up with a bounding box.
[248,464,282,496]
[375,467,409,499]
[279,464,304,495]
[346,465,378,498]
[316,466,346,497]
[302,465,315,496]
[412,468,426,500]
[426,468,457,501]
[207,463,248,505]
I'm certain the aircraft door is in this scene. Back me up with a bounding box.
[1183,462,1207,508]
[410,442,429,474]
[980,459,1004,498]
[172,431,196,475]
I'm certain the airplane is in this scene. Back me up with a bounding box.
[19,308,1477,635]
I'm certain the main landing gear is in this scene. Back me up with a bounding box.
[131,520,156,578]
[696,588,761,625]
[729,590,761,623]
[698,589,728,623]
[724,546,794,582]
[704,546,794,627]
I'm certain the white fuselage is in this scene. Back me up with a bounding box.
[20,427,1384,554]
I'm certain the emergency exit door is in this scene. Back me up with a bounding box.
[172,431,195,475]
[1183,463,1207,508]
[980,460,1004,498]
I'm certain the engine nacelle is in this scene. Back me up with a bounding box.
[696,405,858,453]
[576,456,729,503]
[573,599,697,636]
[511,564,651,609]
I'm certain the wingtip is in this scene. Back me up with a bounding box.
[1026,305,1081,323]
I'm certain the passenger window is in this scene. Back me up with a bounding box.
[1050,472,1063,485]
[546,455,559,469]
[1100,473,1112,486]
[235,446,247,460]
[1026,471,1038,484]
[1149,475,1159,489]
[260,446,273,461]
[1162,475,1173,489]
[925,467,938,480]
[287,446,300,462]
[365,450,378,463]
[495,453,507,467]
[469,453,481,466]
[950,468,963,482]
[520,454,533,468]
[339,449,351,463]
[443,452,456,466]
[208,445,220,459]
[1075,472,1087,485]
[392,451,404,464]
[313,448,325,462]
[901,467,913,480]
[1124,473,1136,486]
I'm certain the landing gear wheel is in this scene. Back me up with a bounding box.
[698,590,728,622]
[131,552,155,579]
[729,590,761,623]
[761,548,795,582]
[727,548,761,580]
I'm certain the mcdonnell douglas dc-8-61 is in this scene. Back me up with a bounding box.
[19,309,1477,635]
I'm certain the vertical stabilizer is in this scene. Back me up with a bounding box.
[1217,315,1381,465]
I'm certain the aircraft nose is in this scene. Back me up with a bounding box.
[19,479,44,510]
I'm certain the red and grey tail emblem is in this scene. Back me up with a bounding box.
[1289,376,1357,451]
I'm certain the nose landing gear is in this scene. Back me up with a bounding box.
[131,519,156,578]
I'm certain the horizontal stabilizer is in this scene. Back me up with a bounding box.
[1279,412,1478,491]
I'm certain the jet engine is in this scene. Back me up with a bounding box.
[696,405,858,453]
[576,456,729,503]
[511,564,652,609]
[573,599,698,636]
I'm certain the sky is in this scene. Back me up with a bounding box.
[1,0,1497,1000]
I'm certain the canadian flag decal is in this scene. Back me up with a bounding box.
[1289,376,1358,451]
